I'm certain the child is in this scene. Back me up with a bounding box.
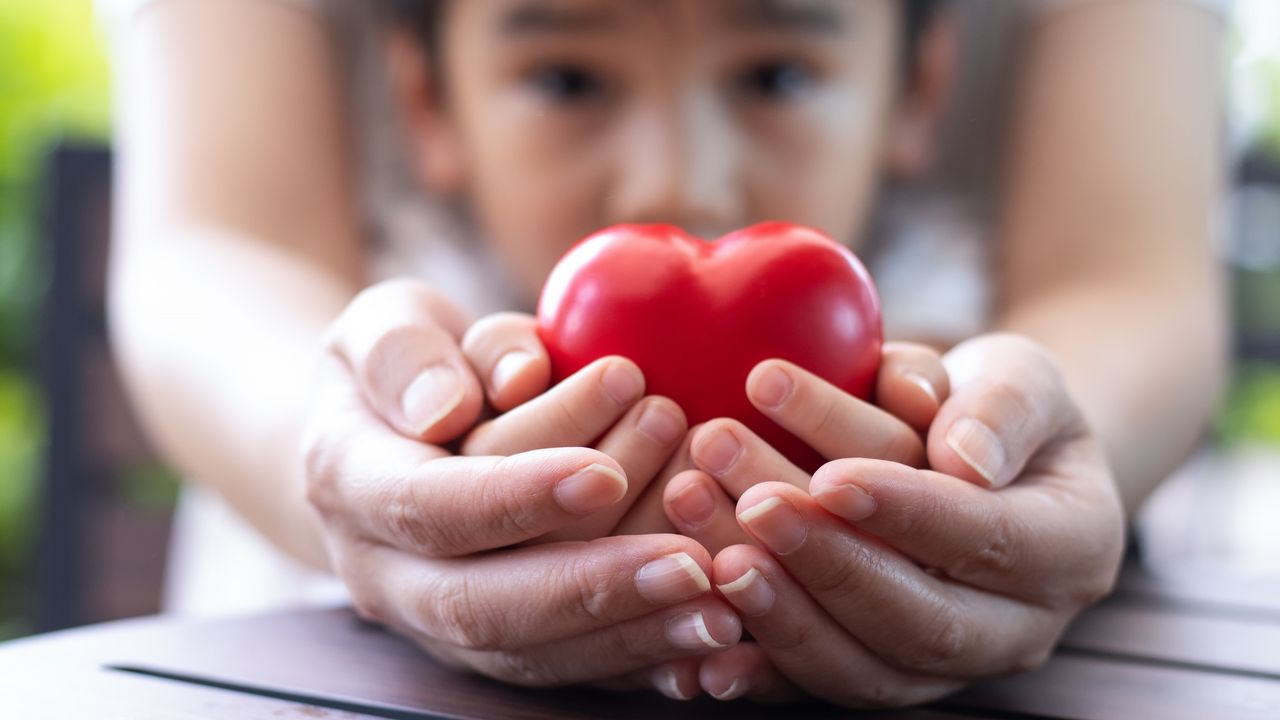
[104,0,1227,707]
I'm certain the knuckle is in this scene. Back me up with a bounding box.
[895,603,967,673]
[551,392,597,439]
[807,389,841,435]
[300,431,344,518]
[381,480,454,557]
[805,546,878,602]
[481,459,548,540]
[884,424,926,466]
[423,575,502,651]
[950,511,1021,580]
[565,556,616,624]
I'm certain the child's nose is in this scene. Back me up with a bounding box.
[605,99,743,235]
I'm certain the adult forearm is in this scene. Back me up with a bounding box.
[996,276,1228,517]
[108,227,359,570]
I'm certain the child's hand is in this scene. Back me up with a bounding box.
[456,312,689,542]
[665,335,1127,706]
[302,279,740,688]
[610,342,947,544]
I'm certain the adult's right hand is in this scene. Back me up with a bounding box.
[301,279,740,688]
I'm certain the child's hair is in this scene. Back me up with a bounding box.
[383,1,943,74]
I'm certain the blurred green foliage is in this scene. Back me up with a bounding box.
[0,0,111,638]
[1218,363,1280,446]
[1,0,110,363]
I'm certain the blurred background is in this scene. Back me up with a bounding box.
[0,0,1277,640]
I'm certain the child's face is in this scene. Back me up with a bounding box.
[398,0,920,304]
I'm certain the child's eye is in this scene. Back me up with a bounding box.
[527,64,607,104]
[737,60,816,102]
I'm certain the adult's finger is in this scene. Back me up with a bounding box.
[730,482,1062,679]
[876,342,950,434]
[538,396,688,542]
[711,544,967,708]
[305,357,633,555]
[810,458,1124,607]
[462,356,645,456]
[745,359,925,467]
[443,595,741,687]
[697,642,805,703]
[340,534,721,651]
[930,333,1078,489]
[310,438,631,556]
[325,278,484,443]
[460,312,552,412]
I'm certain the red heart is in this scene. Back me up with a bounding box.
[536,222,882,473]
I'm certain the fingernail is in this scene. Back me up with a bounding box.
[715,567,775,617]
[817,483,877,523]
[401,364,465,434]
[653,667,694,701]
[554,463,627,515]
[635,552,711,604]
[666,610,730,650]
[694,427,743,476]
[670,482,715,529]
[946,417,1006,487]
[709,677,747,702]
[738,497,806,555]
[601,361,644,405]
[636,401,681,445]
[903,371,939,405]
[749,364,793,409]
[491,350,535,395]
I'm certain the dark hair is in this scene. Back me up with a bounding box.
[384,1,941,62]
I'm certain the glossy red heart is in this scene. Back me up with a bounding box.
[536,222,882,472]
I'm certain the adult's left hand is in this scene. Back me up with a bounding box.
[662,334,1126,706]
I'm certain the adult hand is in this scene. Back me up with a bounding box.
[676,334,1126,706]
[301,279,740,688]
[458,312,689,542]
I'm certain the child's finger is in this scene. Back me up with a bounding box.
[662,470,751,556]
[688,418,810,497]
[460,312,552,412]
[325,278,484,444]
[538,396,688,543]
[610,433,695,536]
[745,359,925,467]
[461,356,645,456]
[876,342,950,434]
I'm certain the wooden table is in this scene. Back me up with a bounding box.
[2,560,1278,719]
